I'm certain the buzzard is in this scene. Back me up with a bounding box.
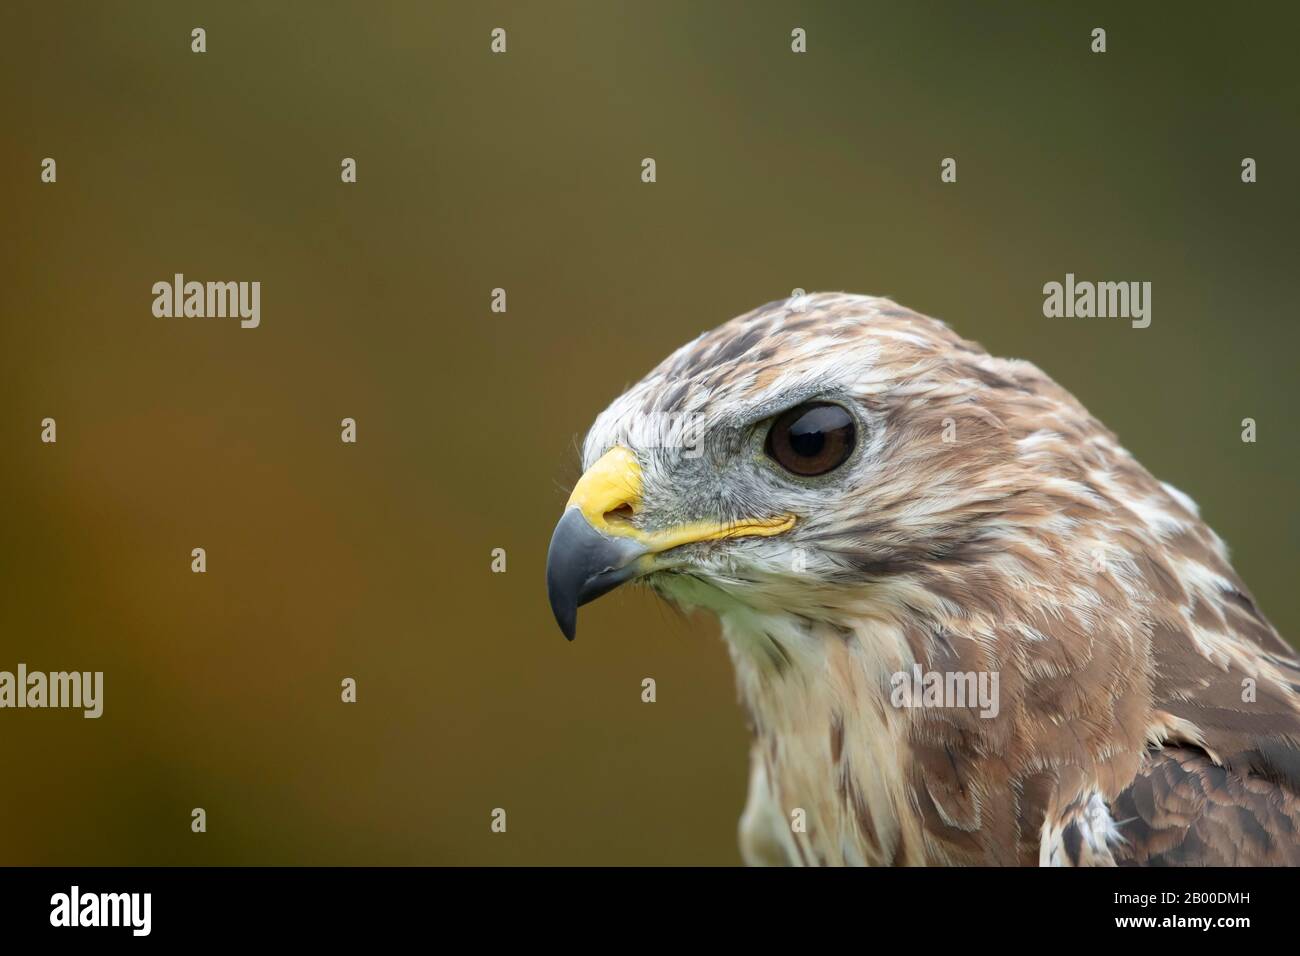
[546,293,1300,866]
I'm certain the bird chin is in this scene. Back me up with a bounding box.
[645,568,750,619]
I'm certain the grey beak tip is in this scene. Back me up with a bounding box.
[546,507,645,642]
[549,576,579,641]
[546,510,587,641]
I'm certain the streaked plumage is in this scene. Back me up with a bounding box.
[547,292,1300,866]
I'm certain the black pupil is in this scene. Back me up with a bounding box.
[789,419,827,458]
[789,406,847,458]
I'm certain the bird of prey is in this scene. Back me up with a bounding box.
[546,293,1300,866]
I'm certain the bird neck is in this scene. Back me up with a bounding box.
[718,602,927,866]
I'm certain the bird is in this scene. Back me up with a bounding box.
[545,292,1300,866]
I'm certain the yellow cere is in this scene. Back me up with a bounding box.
[567,445,795,553]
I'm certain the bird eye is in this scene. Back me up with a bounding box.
[765,403,856,477]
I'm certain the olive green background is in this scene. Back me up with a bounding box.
[1,1,1296,865]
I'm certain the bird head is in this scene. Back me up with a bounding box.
[546,292,1058,647]
[546,293,1300,867]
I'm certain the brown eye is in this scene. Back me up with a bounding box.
[765,403,856,477]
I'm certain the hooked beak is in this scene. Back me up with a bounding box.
[545,446,795,640]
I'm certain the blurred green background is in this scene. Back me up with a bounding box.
[1,1,1296,864]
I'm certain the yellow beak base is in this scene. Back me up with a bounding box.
[565,446,796,553]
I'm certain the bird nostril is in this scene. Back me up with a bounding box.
[604,503,636,526]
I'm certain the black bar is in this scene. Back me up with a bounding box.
[0,866,1279,942]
